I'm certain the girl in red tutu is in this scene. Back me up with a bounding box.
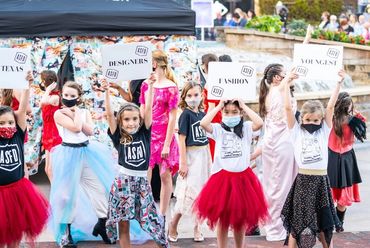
[40,70,62,181]
[193,99,269,248]
[0,72,49,248]
[328,92,366,232]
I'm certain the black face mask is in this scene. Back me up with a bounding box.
[62,98,78,108]
[301,123,322,134]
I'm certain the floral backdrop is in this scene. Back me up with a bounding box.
[0,35,197,170]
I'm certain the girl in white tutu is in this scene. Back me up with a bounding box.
[168,82,211,242]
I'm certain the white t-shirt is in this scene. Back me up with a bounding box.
[290,122,331,170]
[208,121,253,174]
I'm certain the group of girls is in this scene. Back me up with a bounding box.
[0,48,366,248]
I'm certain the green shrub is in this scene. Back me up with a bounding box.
[287,19,308,36]
[245,15,283,33]
[259,0,344,22]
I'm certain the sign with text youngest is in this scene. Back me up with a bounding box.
[293,44,343,81]
[101,42,152,82]
[207,62,257,101]
[0,48,31,89]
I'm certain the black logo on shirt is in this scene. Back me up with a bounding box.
[0,144,21,172]
[124,141,146,167]
[191,121,208,143]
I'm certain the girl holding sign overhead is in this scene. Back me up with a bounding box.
[281,69,345,248]
[0,72,50,248]
[139,50,179,220]
[193,99,269,248]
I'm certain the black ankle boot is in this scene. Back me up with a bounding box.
[336,207,346,233]
[61,224,77,248]
[92,218,113,244]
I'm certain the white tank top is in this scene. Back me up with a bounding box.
[56,109,89,144]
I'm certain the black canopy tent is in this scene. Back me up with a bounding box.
[0,0,195,38]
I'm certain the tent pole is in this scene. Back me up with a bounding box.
[201,27,205,41]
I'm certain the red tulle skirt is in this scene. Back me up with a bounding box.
[193,168,269,232]
[0,178,50,245]
[331,184,360,207]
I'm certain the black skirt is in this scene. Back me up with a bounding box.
[328,148,362,188]
[281,174,341,248]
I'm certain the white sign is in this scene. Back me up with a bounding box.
[191,0,214,28]
[293,44,343,81]
[101,42,152,82]
[207,62,257,101]
[0,48,31,89]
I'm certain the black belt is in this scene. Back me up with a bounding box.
[61,140,89,147]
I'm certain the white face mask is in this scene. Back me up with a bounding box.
[185,97,201,109]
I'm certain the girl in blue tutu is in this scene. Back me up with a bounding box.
[50,81,115,247]
[104,74,168,248]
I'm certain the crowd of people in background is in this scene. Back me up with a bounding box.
[202,1,370,42]
[319,5,370,41]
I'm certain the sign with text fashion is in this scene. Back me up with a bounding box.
[102,42,152,82]
[293,44,343,81]
[207,62,257,101]
[0,48,31,89]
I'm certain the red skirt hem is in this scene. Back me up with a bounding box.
[0,178,50,245]
[193,168,269,232]
[331,184,360,207]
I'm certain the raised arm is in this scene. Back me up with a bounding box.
[238,99,263,131]
[40,82,59,106]
[200,100,224,133]
[109,82,132,102]
[81,109,94,136]
[325,69,345,128]
[54,107,83,133]
[143,76,154,129]
[303,24,313,44]
[283,70,299,129]
[104,85,118,134]
[16,71,33,131]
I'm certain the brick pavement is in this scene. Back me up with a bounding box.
[29,232,370,247]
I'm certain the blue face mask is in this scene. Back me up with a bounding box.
[222,116,241,128]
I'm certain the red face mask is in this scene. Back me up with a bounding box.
[0,127,17,139]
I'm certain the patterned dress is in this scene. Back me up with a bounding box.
[140,83,179,175]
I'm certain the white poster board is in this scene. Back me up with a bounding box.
[191,0,214,28]
[207,62,257,101]
[0,48,31,89]
[293,44,343,81]
[101,42,152,82]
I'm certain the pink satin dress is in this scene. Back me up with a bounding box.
[262,87,298,241]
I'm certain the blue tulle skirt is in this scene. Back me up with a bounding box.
[49,141,150,245]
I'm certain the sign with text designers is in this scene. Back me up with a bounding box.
[207,62,257,101]
[102,42,152,82]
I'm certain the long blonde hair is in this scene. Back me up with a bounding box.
[152,50,177,85]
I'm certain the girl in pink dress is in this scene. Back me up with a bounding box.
[140,50,179,219]
[259,63,298,241]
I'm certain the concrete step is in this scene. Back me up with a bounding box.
[24,232,370,248]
